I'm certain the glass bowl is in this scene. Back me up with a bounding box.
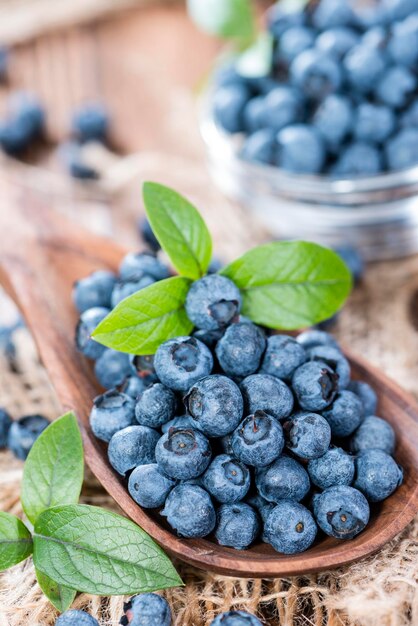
[199,93,418,261]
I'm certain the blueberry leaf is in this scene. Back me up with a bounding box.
[33,504,183,595]
[187,0,256,47]
[220,241,352,329]
[0,512,33,571]
[92,276,193,354]
[21,412,84,525]
[143,182,212,280]
[35,569,77,612]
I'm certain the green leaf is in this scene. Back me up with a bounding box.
[143,182,212,280]
[21,412,84,525]
[0,512,33,571]
[236,33,274,78]
[33,504,183,595]
[221,241,352,329]
[92,276,193,355]
[187,0,256,47]
[35,569,76,612]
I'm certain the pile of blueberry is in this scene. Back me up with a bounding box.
[74,250,402,555]
[0,408,49,460]
[212,0,418,176]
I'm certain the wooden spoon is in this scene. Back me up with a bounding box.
[0,182,417,578]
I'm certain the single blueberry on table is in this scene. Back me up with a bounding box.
[256,454,310,503]
[290,49,342,100]
[155,336,213,392]
[240,374,294,421]
[275,26,316,65]
[231,410,284,467]
[73,270,116,313]
[216,322,266,378]
[75,306,109,360]
[284,412,331,459]
[312,94,353,150]
[135,382,177,428]
[316,27,359,59]
[0,408,12,448]
[185,374,243,437]
[333,245,365,285]
[89,390,135,442]
[128,464,176,509]
[387,14,418,67]
[347,380,378,416]
[308,446,355,489]
[120,374,148,399]
[308,345,350,389]
[121,593,171,626]
[213,84,251,134]
[276,124,326,174]
[241,128,278,165]
[260,334,306,381]
[215,503,260,550]
[297,329,340,351]
[313,485,370,539]
[322,390,364,437]
[94,348,131,389]
[375,66,416,109]
[119,251,170,282]
[344,45,386,94]
[354,448,403,502]
[292,360,339,411]
[108,425,159,475]
[354,103,395,144]
[161,414,196,434]
[385,128,418,170]
[265,500,317,554]
[312,0,355,30]
[71,103,109,143]
[331,142,383,177]
[350,415,396,454]
[261,86,304,132]
[155,427,211,480]
[185,274,242,331]
[162,483,216,538]
[55,610,99,626]
[202,454,250,503]
[7,414,49,460]
[211,610,263,626]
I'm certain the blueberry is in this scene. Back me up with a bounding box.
[313,485,370,539]
[213,84,251,134]
[290,49,342,100]
[60,141,99,180]
[332,142,383,177]
[108,425,159,475]
[138,217,161,252]
[219,433,234,455]
[354,103,395,144]
[185,375,243,437]
[292,361,339,411]
[256,454,310,502]
[243,96,266,134]
[347,380,378,416]
[267,4,306,38]
[386,128,418,170]
[284,412,331,459]
[155,336,213,392]
[313,94,353,149]
[401,100,418,127]
[135,383,177,428]
[216,322,266,378]
[155,427,211,480]
[185,275,241,331]
[119,252,170,282]
[7,414,49,460]
[260,334,306,381]
[192,327,225,349]
[308,345,350,389]
[75,306,109,360]
[355,448,403,502]
[308,446,355,489]
[161,484,216,537]
[344,45,386,94]
[111,276,155,308]
[73,270,116,313]
[71,103,109,143]
[129,354,156,378]
[120,375,148,399]
[240,374,294,421]
[89,390,135,442]
[322,390,364,437]
[333,245,365,284]
[56,610,99,626]
[388,14,418,67]
[128,464,176,508]
[246,494,274,542]
[276,124,326,174]
[10,92,45,138]
[215,503,259,550]
[122,593,171,626]
[265,500,317,554]
[202,454,250,503]
[376,66,416,109]
[0,408,12,448]
[361,25,388,49]
[276,26,316,65]
[0,120,34,154]
[211,611,263,626]
[312,0,355,30]
[350,415,395,454]
[161,414,196,434]
[383,0,418,21]
[94,348,131,389]
[241,129,277,165]
[297,329,340,351]
[316,27,359,59]
[231,410,284,467]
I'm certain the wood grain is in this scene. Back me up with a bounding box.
[0,184,417,577]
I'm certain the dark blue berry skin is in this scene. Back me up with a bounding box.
[354,449,403,502]
[256,454,310,503]
[216,322,266,378]
[185,375,243,437]
[401,100,418,128]
[312,0,355,30]
[376,66,416,109]
[0,408,12,448]
[71,104,109,143]
[265,500,317,554]
[75,306,109,360]
[155,336,213,392]
[192,327,225,350]
[260,334,306,382]
[108,425,159,476]
[94,348,131,389]
[332,142,383,177]
[128,464,176,508]
[12,92,45,137]
[313,94,353,150]
[123,593,171,626]
[56,610,99,626]
[161,484,216,538]
[213,84,251,134]
[155,427,211,480]
[89,390,135,443]
[308,447,355,489]
[322,390,364,437]
[261,86,304,132]
[344,45,386,94]
[276,124,326,174]
[284,412,331,460]
[241,129,277,165]
[7,414,49,460]
[111,276,155,308]
[240,374,294,421]
[185,275,242,331]
[135,383,177,428]
[350,415,395,455]
[129,354,156,378]
[202,454,250,503]
[119,252,170,282]
[388,14,418,68]
[138,217,161,252]
[276,26,315,65]
[297,330,340,351]
[243,95,265,133]
[246,494,275,542]
[290,49,342,100]
[60,141,99,180]
[354,103,395,144]
[292,361,339,411]
[308,345,350,389]
[161,414,196,434]
[316,27,359,59]
[73,270,116,313]
[120,375,148,400]
[347,380,378,416]
[313,485,370,539]
[0,120,33,154]
[231,411,284,468]
[215,503,259,550]
[333,246,365,285]
[211,611,263,626]
[385,128,418,170]
[361,25,388,49]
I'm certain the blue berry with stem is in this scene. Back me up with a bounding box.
[292,361,339,411]
[155,336,213,392]
[265,500,317,554]
[185,274,242,331]
[202,454,250,503]
[313,485,370,539]
[231,410,284,468]
[155,427,211,480]
[284,412,331,460]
